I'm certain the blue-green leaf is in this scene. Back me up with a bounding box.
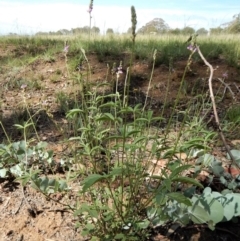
[82,174,106,192]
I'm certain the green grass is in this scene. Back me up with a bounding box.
[1,33,239,67]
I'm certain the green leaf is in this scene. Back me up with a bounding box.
[36,141,48,149]
[180,140,207,151]
[40,177,49,192]
[114,233,125,240]
[58,180,68,191]
[227,150,240,163]
[66,108,83,118]
[109,167,126,177]
[207,220,216,231]
[82,174,106,192]
[152,216,167,228]
[151,116,165,122]
[216,194,235,221]
[203,187,212,196]
[211,162,224,177]
[13,124,24,129]
[188,205,210,224]
[191,195,224,224]
[19,140,27,151]
[100,101,117,108]
[48,179,56,187]
[82,223,95,236]
[202,196,224,224]
[163,178,171,192]
[96,113,115,122]
[147,207,157,220]
[126,130,140,137]
[197,153,214,167]
[88,209,98,219]
[167,192,192,206]
[119,106,134,114]
[133,136,147,145]
[135,117,149,123]
[188,148,205,158]
[0,168,7,178]
[134,219,150,229]
[10,164,24,177]
[155,193,168,205]
[172,177,203,189]
[169,165,192,179]
[184,186,196,198]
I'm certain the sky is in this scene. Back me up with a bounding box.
[0,0,239,35]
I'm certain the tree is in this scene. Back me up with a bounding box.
[210,27,223,35]
[92,26,100,34]
[224,13,240,33]
[137,18,169,34]
[181,26,195,35]
[126,27,132,35]
[168,28,181,35]
[56,29,70,35]
[71,27,81,34]
[196,28,208,35]
[81,26,91,34]
[106,28,114,35]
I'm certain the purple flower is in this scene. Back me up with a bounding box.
[222,72,228,79]
[187,44,197,52]
[63,45,69,53]
[116,67,123,79]
[87,7,93,13]
[87,0,93,13]
[117,66,123,75]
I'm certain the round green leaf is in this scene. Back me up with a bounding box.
[188,205,210,224]
[0,168,7,178]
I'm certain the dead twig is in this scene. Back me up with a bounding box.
[233,82,240,94]
[196,46,240,171]
[14,197,24,215]
[217,78,236,101]
[0,197,10,213]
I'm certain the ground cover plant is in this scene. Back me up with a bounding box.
[1,3,240,241]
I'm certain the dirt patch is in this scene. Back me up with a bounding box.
[0,178,85,241]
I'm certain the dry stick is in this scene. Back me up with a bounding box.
[14,196,24,215]
[217,78,236,101]
[196,46,240,170]
[233,83,240,94]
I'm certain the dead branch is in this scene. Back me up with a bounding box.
[196,46,240,170]
[217,78,236,101]
[233,83,240,94]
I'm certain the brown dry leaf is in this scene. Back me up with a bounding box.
[197,170,210,182]
[147,159,168,176]
[175,152,188,161]
[224,167,240,178]
[53,144,64,152]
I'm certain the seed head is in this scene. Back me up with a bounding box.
[88,0,94,13]
[131,6,137,43]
